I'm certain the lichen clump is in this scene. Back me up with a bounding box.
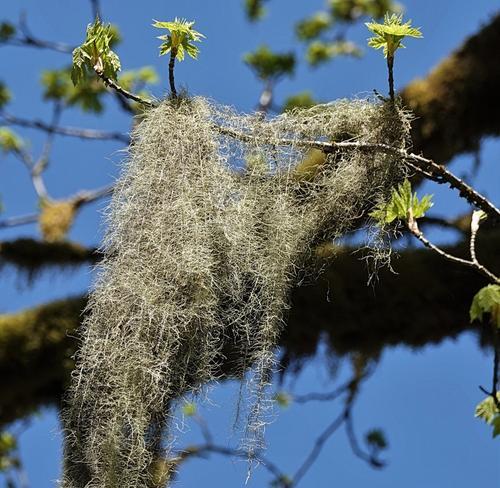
[39,199,77,242]
[61,97,409,487]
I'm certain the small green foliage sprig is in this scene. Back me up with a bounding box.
[153,18,204,98]
[244,45,295,81]
[0,431,18,473]
[475,394,500,438]
[0,127,23,154]
[470,284,500,328]
[366,13,422,100]
[0,22,16,42]
[244,0,269,22]
[0,81,11,108]
[370,179,433,227]
[71,18,121,86]
[153,18,205,61]
[366,13,422,58]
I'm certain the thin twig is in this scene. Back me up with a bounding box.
[0,13,74,53]
[290,410,346,486]
[1,111,129,143]
[407,220,499,284]
[0,213,38,229]
[174,443,285,481]
[344,411,384,468]
[292,367,374,404]
[94,68,156,108]
[0,184,113,230]
[90,0,101,20]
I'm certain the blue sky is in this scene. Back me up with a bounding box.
[1,1,499,487]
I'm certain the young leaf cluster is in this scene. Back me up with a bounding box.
[370,179,433,224]
[306,40,361,66]
[0,81,11,108]
[470,284,500,328]
[153,18,205,61]
[283,91,318,112]
[295,0,400,67]
[71,18,121,86]
[475,394,500,438]
[244,45,295,80]
[0,127,23,154]
[365,429,388,450]
[330,0,400,22]
[0,22,15,42]
[0,431,17,472]
[244,0,270,21]
[42,68,106,113]
[366,13,422,58]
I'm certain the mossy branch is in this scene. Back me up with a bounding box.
[2,232,499,428]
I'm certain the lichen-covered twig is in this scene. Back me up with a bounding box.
[0,184,113,229]
[91,70,500,222]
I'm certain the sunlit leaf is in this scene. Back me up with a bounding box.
[475,394,500,424]
[244,45,295,80]
[0,81,11,108]
[366,13,422,58]
[0,127,23,154]
[470,285,500,327]
[153,18,204,61]
[370,179,433,224]
[182,402,197,417]
[71,18,121,86]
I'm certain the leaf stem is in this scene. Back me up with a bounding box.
[169,47,178,98]
[387,55,395,102]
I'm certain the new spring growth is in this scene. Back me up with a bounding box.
[366,13,422,101]
[153,18,205,98]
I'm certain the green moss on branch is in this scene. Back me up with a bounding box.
[402,13,500,163]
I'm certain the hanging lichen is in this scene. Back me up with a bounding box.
[39,199,78,242]
[61,96,410,488]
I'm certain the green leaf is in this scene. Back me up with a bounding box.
[475,394,500,424]
[296,13,331,41]
[0,127,23,153]
[329,0,401,22]
[365,429,388,450]
[492,416,500,438]
[0,432,16,454]
[306,40,362,66]
[0,81,11,108]
[271,475,292,487]
[43,68,106,113]
[244,0,269,22]
[119,66,159,92]
[182,402,197,417]
[370,179,433,225]
[0,22,15,41]
[71,18,121,86]
[366,13,422,58]
[273,391,291,408]
[470,285,500,327]
[283,91,318,112]
[153,18,204,61]
[244,45,295,80]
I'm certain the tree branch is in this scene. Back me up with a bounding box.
[1,111,129,143]
[407,218,499,284]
